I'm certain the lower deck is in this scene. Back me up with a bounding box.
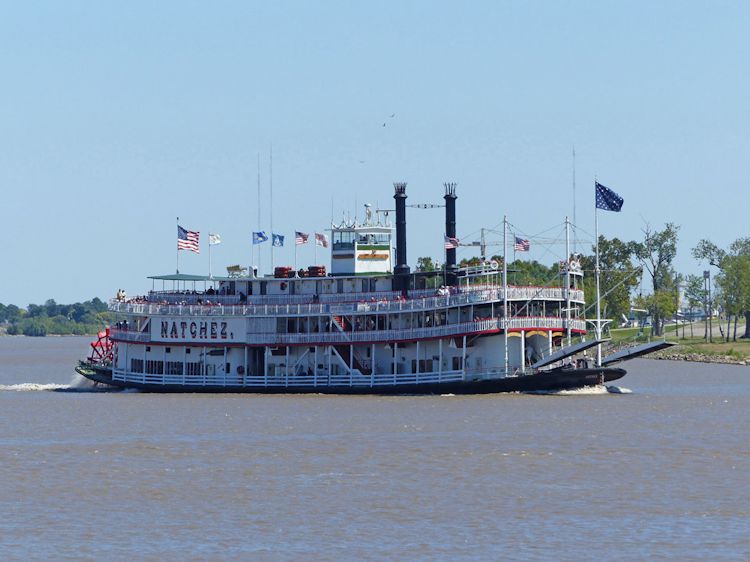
[111,330,588,389]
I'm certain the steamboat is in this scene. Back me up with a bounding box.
[76,183,670,393]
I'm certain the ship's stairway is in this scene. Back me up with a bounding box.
[332,315,351,332]
[333,345,372,376]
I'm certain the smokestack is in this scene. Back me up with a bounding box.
[393,182,410,293]
[444,182,458,286]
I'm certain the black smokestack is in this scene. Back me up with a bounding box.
[393,182,410,293]
[444,182,458,286]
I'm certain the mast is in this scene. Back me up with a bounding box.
[503,215,509,375]
[270,144,274,270]
[256,153,261,277]
[594,181,603,366]
[568,145,578,252]
[565,216,572,346]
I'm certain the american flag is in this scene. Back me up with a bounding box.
[315,232,329,248]
[178,226,200,253]
[444,235,459,250]
[514,236,530,252]
[295,231,309,245]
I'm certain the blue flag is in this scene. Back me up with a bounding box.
[595,182,624,212]
[252,231,268,244]
[272,233,285,247]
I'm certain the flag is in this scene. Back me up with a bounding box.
[295,231,309,245]
[444,235,459,250]
[208,233,221,246]
[177,225,200,253]
[315,232,329,248]
[514,236,530,252]
[272,233,284,247]
[595,182,624,212]
[252,231,268,244]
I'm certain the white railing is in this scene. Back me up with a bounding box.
[112,367,478,388]
[109,316,586,345]
[110,287,584,317]
[110,330,151,343]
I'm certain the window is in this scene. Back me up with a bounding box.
[145,360,164,374]
[166,361,183,375]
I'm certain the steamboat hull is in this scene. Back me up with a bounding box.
[75,364,626,395]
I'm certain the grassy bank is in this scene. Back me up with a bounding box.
[609,322,750,363]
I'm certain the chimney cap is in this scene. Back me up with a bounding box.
[393,182,407,195]
[444,182,457,196]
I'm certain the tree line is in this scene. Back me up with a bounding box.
[419,223,750,341]
[0,298,112,336]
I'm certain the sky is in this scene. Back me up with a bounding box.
[1,1,749,306]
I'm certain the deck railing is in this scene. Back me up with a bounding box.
[110,287,584,317]
[111,367,496,388]
[110,317,586,345]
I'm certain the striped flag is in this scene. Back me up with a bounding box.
[514,236,530,252]
[178,226,200,253]
[444,235,459,250]
[295,231,309,245]
[315,233,329,248]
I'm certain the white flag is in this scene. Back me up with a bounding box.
[209,233,221,246]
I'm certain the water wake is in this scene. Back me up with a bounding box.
[0,374,126,393]
[526,384,632,396]
[0,383,72,392]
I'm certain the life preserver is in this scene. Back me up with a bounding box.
[490,260,499,270]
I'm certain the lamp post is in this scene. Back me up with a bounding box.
[703,270,712,343]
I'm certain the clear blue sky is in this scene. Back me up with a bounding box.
[2,1,748,305]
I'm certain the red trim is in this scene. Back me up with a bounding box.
[112,327,587,349]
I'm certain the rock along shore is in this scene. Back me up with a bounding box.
[654,352,748,366]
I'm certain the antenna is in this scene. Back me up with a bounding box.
[270,143,274,269]
[572,145,577,252]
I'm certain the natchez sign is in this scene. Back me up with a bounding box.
[151,317,246,343]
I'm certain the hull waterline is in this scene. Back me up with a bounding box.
[75,364,626,394]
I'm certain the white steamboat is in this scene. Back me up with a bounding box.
[77,183,668,393]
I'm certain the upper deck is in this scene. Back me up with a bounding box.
[110,283,585,318]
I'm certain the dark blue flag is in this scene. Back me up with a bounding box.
[595,182,624,212]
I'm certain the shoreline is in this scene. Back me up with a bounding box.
[653,352,748,366]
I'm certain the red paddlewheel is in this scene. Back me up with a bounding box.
[88,327,114,364]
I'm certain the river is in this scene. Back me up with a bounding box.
[1,336,748,560]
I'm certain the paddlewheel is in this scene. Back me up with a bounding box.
[88,327,114,365]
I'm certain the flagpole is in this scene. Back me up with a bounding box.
[565,216,572,347]
[594,179,602,367]
[503,216,509,376]
[176,216,180,274]
[269,144,274,271]
[208,231,212,278]
[257,153,262,276]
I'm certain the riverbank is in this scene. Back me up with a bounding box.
[612,322,750,366]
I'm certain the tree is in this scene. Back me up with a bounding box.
[578,236,641,328]
[416,257,436,272]
[683,274,707,338]
[693,237,750,338]
[715,254,750,341]
[633,223,680,336]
